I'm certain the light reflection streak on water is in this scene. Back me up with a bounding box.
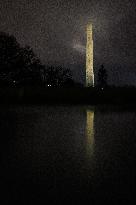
[86,110,94,159]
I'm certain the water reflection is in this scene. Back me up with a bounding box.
[86,110,94,159]
[0,105,136,203]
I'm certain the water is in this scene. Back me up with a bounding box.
[0,105,136,204]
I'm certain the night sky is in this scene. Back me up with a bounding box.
[0,0,136,85]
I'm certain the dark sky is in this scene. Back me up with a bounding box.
[0,0,136,85]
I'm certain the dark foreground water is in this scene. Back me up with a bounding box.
[0,105,136,204]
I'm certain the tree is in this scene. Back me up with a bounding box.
[0,32,74,87]
[14,46,42,85]
[0,32,21,85]
[42,66,73,87]
[0,32,42,86]
[97,64,108,88]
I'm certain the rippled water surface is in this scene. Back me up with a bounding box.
[0,105,136,204]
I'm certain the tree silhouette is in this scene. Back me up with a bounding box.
[0,32,74,87]
[97,64,108,88]
[42,66,73,87]
[0,32,42,86]
[14,46,42,85]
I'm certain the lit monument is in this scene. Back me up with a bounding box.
[86,23,94,87]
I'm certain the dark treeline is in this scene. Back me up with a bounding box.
[0,32,82,88]
[97,64,108,88]
[1,32,136,104]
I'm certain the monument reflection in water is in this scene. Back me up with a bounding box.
[1,105,135,203]
[84,109,95,178]
[86,110,94,158]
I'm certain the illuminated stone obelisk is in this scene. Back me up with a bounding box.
[86,23,94,87]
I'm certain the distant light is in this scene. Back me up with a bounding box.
[13,80,16,83]
[47,84,51,87]
[101,87,104,90]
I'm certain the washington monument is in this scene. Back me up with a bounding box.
[86,23,94,87]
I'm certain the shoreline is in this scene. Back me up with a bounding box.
[0,87,136,105]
